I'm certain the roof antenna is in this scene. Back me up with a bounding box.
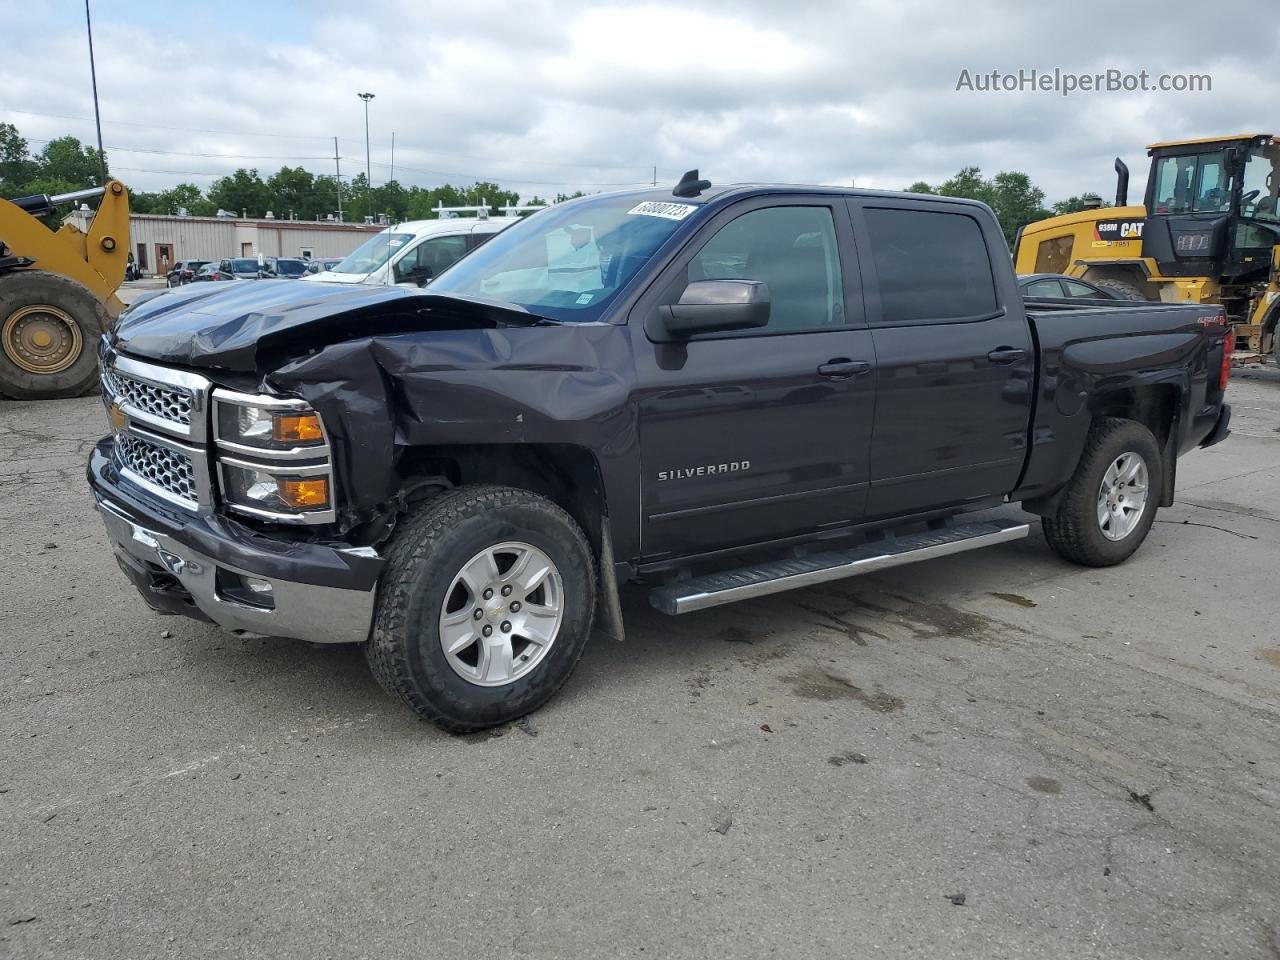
[673,169,711,198]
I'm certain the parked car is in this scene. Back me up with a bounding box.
[272,258,309,279]
[193,261,236,282]
[1019,273,1129,299]
[304,258,344,275]
[225,257,269,280]
[92,177,1233,732]
[166,260,210,287]
[302,217,517,287]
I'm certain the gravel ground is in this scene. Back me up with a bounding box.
[3,365,1279,960]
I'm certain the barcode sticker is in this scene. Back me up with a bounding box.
[627,201,697,220]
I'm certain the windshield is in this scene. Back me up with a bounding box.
[230,258,259,273]
[1151,153,1233,214]
[332,231,414,274]
[1240,144,1280,222]
[275,260,307,277]
[427,195,698,322]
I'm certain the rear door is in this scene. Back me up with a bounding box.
[631,196,877,560]
[848,199,1034,517]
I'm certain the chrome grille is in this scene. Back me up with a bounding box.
[103,367,192,426]
[116,434,198,505]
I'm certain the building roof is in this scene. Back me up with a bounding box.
[128,213,385,232]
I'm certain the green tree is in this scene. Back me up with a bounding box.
[206,168,269,217]
[938,165,996,207]
[266,166,316,219]
[0,123,35,194]
[36,136,106,187]
[1051,193,1109,215]
[904,181,935,194]
[989,171,1050,245]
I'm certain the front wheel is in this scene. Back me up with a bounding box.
[365,485,597,732]
[1041,418,1162,567]
[0,270,106,400]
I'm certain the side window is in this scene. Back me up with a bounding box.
[863,207,998,324]
[395,235,468,280]
[1064,280,1101,298]
[686,206,845,332]
[1024,278,1065,298]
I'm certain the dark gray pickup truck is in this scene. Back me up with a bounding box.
[88,173,1233,730]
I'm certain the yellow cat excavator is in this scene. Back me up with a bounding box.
[0,179,129,399]
[1014,133,1280,360]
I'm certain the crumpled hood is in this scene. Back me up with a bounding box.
[110,278,534,374]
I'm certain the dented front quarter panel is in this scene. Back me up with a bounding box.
[265,324,641,548]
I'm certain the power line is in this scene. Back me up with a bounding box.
[350,156,652,188]
[4,107,333,142]
[5,106,644,171]
[26,137,331,162]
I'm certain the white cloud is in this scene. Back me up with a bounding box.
[1,0,1274,203]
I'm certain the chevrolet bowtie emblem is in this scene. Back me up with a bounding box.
[107,401,128,433]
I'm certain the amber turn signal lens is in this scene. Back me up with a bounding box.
[276,477,329,509]
[272,412,324,444]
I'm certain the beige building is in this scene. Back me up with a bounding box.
[73,212,384,276]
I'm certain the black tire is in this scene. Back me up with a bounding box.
[1090,277,1148,301]
[0,270,107,400]
[1041,418,1162,567]
[365,485,597,732]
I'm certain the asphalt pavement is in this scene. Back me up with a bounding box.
[3,364,1279,959]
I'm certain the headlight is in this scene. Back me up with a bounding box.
[220,460,331,515]
[212,389,335,524]
[216,400,325,451]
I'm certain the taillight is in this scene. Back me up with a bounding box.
[1219,323,1234,391]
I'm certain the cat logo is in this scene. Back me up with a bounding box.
[1094,218,1145,242]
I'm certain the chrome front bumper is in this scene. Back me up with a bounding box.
[95,496,377,645]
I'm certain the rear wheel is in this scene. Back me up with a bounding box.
[1041,418,1161,567]
[0,271,107,400]
[365,485,597,732]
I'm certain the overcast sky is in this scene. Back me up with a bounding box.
[2,0,1274,204]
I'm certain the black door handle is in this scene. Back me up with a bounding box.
[987,347,1027,364]
[818,359,872,378]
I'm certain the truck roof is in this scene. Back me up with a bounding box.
[594,182,997,213]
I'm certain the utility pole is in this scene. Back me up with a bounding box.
[652,165,657,187]
[357,92,375,221]
[84,0,107,186]
[333,137,343,222]
[390,131,395,184]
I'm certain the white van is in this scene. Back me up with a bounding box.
[305,216,520,287]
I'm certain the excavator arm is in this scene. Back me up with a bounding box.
[0,180,130,317]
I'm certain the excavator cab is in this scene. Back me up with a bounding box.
[1141,135,1280,284]
[1014,133,1280,358]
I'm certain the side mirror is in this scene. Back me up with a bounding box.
[656,279,770,338]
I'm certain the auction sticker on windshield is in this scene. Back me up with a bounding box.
[627,201,697,220]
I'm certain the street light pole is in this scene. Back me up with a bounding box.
[357,92,375,220]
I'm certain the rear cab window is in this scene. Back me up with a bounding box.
[857,204,1000,325]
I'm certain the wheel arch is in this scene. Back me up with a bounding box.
[1092,382,1181,508]
[393,442,625,639]
[1078,263,1159,300]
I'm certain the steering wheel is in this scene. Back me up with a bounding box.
[1241,188,1260,205]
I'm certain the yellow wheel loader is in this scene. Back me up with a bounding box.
[1014,134,1280,360]
[0,180,129,399]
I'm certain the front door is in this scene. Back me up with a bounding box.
[848,199,1034,518]
[632,198,877,561]
[155,243,174,277]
